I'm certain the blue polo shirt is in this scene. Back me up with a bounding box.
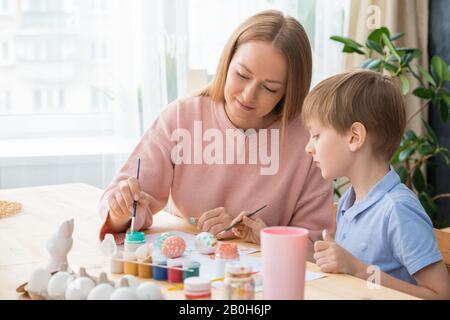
[335,169,442,284]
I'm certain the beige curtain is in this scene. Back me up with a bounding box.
[346,0,429,134]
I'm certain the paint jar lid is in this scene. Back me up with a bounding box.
[184,277,211,293]
[125,231,146,244]
[167,257,184,267]
[225,262,252,276]
[216,243,239,259]
[182,259,200,269]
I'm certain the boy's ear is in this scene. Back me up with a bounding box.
[348,122,367,152]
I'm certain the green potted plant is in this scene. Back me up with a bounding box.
[331,27,450,272]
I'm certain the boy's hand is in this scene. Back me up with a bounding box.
[313,230,360,275]
[231,211,267,245]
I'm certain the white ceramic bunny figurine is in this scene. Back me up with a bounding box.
[45,218,74,273]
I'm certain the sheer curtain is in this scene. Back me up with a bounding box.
[0,0,349,190]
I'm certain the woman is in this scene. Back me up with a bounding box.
[98,10,333,249]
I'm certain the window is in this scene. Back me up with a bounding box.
[0,90,11,112]
[90,40,108,63]
[0,0,349,190]
[0,0,13,15]
[90,87,111,110]
[0,40,14,65]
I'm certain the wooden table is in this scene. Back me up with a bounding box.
[0,183,418,300]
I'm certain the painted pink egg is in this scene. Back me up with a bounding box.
[161,236,186,259]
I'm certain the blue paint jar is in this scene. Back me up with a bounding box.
[152,256,168,281]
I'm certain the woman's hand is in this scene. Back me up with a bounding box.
[197,207,236,240]
[231,211,267,245]
[107,177,152,228]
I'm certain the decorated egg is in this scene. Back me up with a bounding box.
[161,235,186,258]
[154,232,175,252]
[194,232,217,254]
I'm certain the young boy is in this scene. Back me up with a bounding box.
[301,70,450,299]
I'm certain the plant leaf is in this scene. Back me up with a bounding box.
[431,56,448,84]
[368,27,390,43]
[440,100,449,122]
[381,34,401,62]
[360,59,374,69]
[390,32,405,41]
[422,120,438,144]
[366,39,384,54]
[399,148,414,161]
[417,65,437,87]
[442,94,450,108]
[367,59,382,70]
[384,62,398,73]
[399,74,409,95]
[418,143,435,156]
[343,45,365,55]
[412,168,426,192]
[404,129,418,140]
[412,88,433,99]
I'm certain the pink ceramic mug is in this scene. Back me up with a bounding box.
[261,226,309,299]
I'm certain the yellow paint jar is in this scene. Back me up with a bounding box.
[138,257,152,279]
[123,251,138,276]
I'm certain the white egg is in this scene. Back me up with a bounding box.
[87,283,115,300]
[47,271,73,299]
[136,282,164,300]
[28,267,52,297]
[110,287,138,300]
[65,277,95,300]
[135,243,152,261]
[115,275,140,291]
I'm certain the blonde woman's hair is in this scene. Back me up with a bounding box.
[199,10,312,134]
[301,70,406,161]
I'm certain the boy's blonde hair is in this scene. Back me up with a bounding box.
[199,10,312,134]
[301,70,406,160]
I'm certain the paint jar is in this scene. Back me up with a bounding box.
[184,277,211,300]
[137,256,152,279]
[110,251,124,274]
[125,231,146,252]
[152,256,168,281]
[215,243,240,278]
[167,258,184,283]
[223,262,255,300]
[182,260,200,280]
[123,251,138,276]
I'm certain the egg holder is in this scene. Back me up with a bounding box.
[17,263,165,300]
[16,218,164,300]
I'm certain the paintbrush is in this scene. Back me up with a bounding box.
[130,158,141,232]
[216,205,267,237]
